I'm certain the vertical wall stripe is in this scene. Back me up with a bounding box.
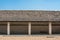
[28,22,31,35]
[7,22,10,35]
[49,22,52,35]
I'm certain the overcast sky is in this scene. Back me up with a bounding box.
[0,0,60,10]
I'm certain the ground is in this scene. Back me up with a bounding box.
[0,35,60,40]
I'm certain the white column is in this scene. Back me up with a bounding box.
[49,22,52,35]
[28,22,31,35]
[7,22,10,35]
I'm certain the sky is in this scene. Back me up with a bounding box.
[0,0,60,10]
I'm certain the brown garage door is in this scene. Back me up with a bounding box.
[10,22,28,35]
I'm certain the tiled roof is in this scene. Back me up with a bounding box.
[0,10,60,21]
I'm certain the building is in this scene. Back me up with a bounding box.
[0,10,60,35]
